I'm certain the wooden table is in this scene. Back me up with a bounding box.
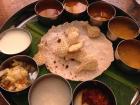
[0,0,37,28]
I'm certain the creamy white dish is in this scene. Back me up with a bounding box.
[0,30,31,54]
[30,76,71,105]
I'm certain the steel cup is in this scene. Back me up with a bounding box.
[115,39,140,74]
[107,16,139,41]
[87,1,116,26]
[63,0,88,22]
[35,0,64,26]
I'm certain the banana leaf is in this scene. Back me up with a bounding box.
[11,21,140,105]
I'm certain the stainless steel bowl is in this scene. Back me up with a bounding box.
[115,39,140,74]
[107,16,139,41]
[35,0,64,26]
[87,1,116,26]
[28,73,72,105]
[0,28,32,56]
[0,55,39,93]
[63,0,88,22]
[72,80,117,105]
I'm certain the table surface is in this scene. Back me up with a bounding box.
[0,0,140,104]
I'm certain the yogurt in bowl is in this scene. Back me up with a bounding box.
[0,28,32,55]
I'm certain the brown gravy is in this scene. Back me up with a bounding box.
[64,1,87,14]
[118,40,140,69]
[109,19,138,40]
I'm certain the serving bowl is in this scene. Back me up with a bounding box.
[63,0,88,21]
[0,55,39,93]
[107,16,139,41]
[87,1,116,26]
[35,0,64,26]
[0,28,32,56]
[115,39,140,74]
[28,73,72,105]
[73,80,117,105]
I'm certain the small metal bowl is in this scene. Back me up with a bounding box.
[87,1,116,26]
[0,55,39,93]
[115,39,140,74]
[73,80,116,105]
[35,0,64,26]
[107,16,139,41]
[0,28,32,56]
[63,0,88,21]
[28,73,72,105]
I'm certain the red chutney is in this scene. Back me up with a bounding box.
[82,88,111,105]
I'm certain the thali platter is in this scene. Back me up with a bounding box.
[0,1,140,105]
